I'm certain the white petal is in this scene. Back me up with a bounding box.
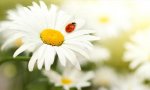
[55,10,73,31]
[64,40,93,50]
[38,56,45,70]
[43,70,61,83]
[75,62,81,70]
[63,66,75,76]
[28,50,38,71]
[64,86,70,90]
[54,47,66,66]
[80,71,94,81]
[135,63,150,80]
[61,46,81,70]
[77,82,91,88]
[45,45,56,71]
[26,2,48,31]
[65,30,96,39]
[32,2,40,8]
[49,4,58,28]
[13,43,37,58]
[73,18,85,30]
[44,49,50,71]
[1,33,23,50]
[68,35,100,42]
[37,44,47,70]
[130,59,143,69]
[63,44,89,59]
[39,1,48,11]
[0,21,11,32]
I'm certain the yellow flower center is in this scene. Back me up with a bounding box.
[40,29,64,46]
[99,16,109,24]
[15,38,22,46]
[61,77,73,85]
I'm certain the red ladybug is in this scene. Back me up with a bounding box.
[65,22,76,33]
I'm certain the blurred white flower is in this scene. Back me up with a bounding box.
[0,1,99,71]
[0,21,22,48]
[43,68,94,90]
[118,74,149,90]
[92,66,119,90]
[89,46,110,62]
[98,73,150,90]
[124,29,150,69]
[62,0,132,39]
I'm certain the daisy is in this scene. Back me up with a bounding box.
[98,73,149,90]
[0,1,98,71]
[118,74,149,90]
[62,0,132,38]
[0,21,22,49]
[43,67,94,90]
[92,66,119,90]
[124,29,150,69]
[0,6,28,48]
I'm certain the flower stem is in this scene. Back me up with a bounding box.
[0,57,30,65]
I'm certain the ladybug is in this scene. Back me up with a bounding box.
[65,22,76,33]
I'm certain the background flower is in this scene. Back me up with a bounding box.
[117,74,150,90]
[92,66,120,90]
[43,67,94,90]
[124,29,150,69]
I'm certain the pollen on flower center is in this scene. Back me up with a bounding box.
[61,77,73,85]
[99,16,109,23]
[40,29,64,46]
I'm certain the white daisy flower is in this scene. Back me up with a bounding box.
[124,29,150,69]
[43,68,94,90]
[0,1,98,71]
[92,66,119,90]
[0,6,27,49]
[98,73,149,90]
[62,0,132,38]
[0,22,22,49]
[118,74,149,90]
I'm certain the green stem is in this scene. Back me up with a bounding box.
[0,57,30,65]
